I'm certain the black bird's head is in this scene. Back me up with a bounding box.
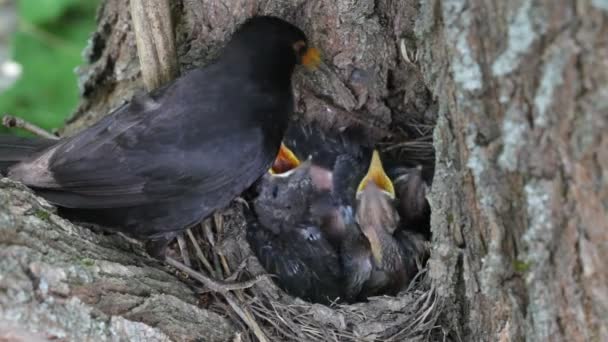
[355,150,399,264]
[225,16,320,76]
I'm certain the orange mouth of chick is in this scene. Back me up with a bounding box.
[270,143,301,174]
[356,150,395,198]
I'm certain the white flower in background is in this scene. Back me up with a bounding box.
[0,59,22,92]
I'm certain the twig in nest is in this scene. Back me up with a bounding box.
[202,220,216,247]
[389,285,443,341]
[224,257,251,282]
[381,137,433,153]
[249,299,308,341]
[167,256,270,342]
[2,114,59,140]
[165,256,265,293]
[186,228,216,276]
[201,219,225,277]
[225,292,270,342]
[176,233,191,267]
[212,212,233,278]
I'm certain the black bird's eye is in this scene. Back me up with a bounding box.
[292,40,307,58]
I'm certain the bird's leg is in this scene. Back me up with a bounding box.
[224,292,269,342]
[2,114,60,140]
[176,233,191,267]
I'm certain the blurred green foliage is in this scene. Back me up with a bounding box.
[0,0,98,135]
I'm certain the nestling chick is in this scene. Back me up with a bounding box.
[247,146,343,304]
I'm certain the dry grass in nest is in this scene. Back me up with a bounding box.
[246,271,444,341]
[171,221,443,342]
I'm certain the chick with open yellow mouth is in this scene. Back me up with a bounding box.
[337,150,405,300]
[247,142,344,304]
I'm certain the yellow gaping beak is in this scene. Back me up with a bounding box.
[356,150,395,198]
[270,143,301,174]
[301,47,321,70]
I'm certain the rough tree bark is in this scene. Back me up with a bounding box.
[419,0,608,341]
[1,0,606,341]
[0,179,235,341]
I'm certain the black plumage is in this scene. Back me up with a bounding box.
[246,161,344,304]
[393,166,432,239]
[247,122,431,304]
[283,119,371,171]
[342,151,429,302]
[282,121,371,246]
[0,136,56,174]
[1,16,319,256]
[246,122,368,303]
[253,160,332,234]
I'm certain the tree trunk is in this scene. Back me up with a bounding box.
[1,0,606,341]
[418,0,608,341]
[0,179,235,341]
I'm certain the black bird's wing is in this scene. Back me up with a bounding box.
[394,230,429,281]
[246,211,343,304]
[341,233,372,302]
[0,135,57,174]
[332,154,367,207]
[391,167,432,239]
[9,65,279,210]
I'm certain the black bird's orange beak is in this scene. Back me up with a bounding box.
[270,143,301,174]
[301,47,321,70]
[293,40,321,70]
[356,150,395,199]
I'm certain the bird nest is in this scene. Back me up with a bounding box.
[165,118,443,342]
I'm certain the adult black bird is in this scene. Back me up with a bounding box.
[0,16,320,257]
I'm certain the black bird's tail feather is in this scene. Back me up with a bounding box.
[0,135,56,174]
